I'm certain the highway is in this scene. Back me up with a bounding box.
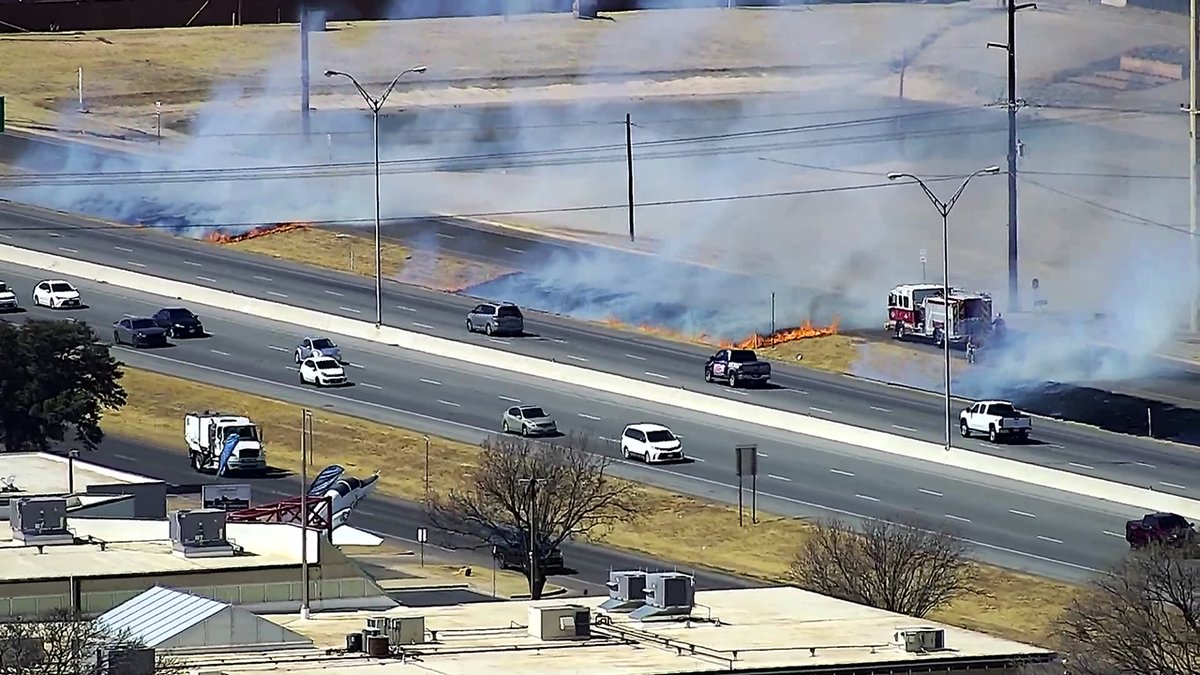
[82,435,758,595]
[0,259,1147,582]
[1,201,1199,500]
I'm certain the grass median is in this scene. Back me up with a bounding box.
[105,366,1075,646]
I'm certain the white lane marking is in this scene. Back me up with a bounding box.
[1037,535,1063,544]
[723,388,750,396]
[498,395,521,403]
[412,322,434,329]
[578,413,602,421]
[267,345,289,352]
[809,407,833,414]
[1102,530,1124,538]
[113,453,136,462]
[625,354,647,361]
[1160,481,1187,490]
[268,291,288,298]
[339,306,361,314]
[0,233,11,239]
[196,276,217,282]
[58,246,78,253]
[870,406,892,413]
[891,424,919,433]
[788,389,810,395]
[599,436,618,444]
[690,456,706,462]
[396,305,417,312]
[1136,461,1157,469]
[488,338,511,346]
[114,246,134,253]
[437,399,461,407]
[359,382,382,389]
[856,494,880,502]
[945,514,972,523]
[757,451,768,458]
[1009,509,1037,518]
[644,371,670,379]
[505,247,524,254]
[210,349,231,356]
[768,474,791,482]
[48,232,61,238]
[919,488,943,497]
[1045,443,1064,449]
[829,468,855,477]
[419,378,442,386]
[184,261,202,267]
[1068,462,1094,470]
[325,290,344,297]
[253,275,273,282]
[566,355,589,362]
[346,362,365,369]
[127,261,146,268]
[436,232,455,239]
[551,338,568,344]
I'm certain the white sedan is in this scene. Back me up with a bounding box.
[620,423,685,464]
[32,279,82,309]
[298,357,348,387]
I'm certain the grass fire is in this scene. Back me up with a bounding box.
[727,319,841,349]
[204,222,307,244]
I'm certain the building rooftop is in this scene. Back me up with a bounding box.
[0,452,159,499]
[178,587,1053,675]
[0,517,318,582]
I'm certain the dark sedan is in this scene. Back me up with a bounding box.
[152,306,205,338]
[113,316,168,348]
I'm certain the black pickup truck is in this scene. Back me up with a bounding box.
[704,349,772,388]
[1125,512,1196,549]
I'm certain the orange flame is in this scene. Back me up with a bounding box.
[726,318,841,349]
[205,222,307,244]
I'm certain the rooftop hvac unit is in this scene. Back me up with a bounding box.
[387,616,426,645]
[529,605,591,641]
[10,496,74,546]
[600,570,647,612]
[94,645,155,675]
[629,572,694,621]
[894,626,946,653]
[170,509,234,558]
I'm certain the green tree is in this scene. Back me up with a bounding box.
[0,319,125,452]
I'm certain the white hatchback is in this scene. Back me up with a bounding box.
[620,423,685,464]
[299,357,348,387]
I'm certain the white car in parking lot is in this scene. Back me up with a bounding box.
[32,279,82,309]
[298,357,348,387]
[620,423,685,464]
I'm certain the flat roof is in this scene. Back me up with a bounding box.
[0,518,318,582]
[178,587,1052,674]
[0,452,159,499]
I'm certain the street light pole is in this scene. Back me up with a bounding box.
[324,66,427,326]
[887,166,1001,451]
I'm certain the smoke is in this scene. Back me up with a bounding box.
[1,1,1196,391]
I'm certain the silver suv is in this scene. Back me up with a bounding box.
[466,302,524,336]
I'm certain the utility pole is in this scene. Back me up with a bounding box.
[626,113,635,242]
[300,1,311,138]
[299,409,313,620]
[1190,0,1200,331]
[988,0,1035,313]
[519,477,547,600]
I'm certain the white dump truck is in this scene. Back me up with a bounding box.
[185,411,267,475]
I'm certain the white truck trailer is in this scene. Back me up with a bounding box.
[185,411,268,475]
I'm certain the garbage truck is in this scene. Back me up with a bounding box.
[185,411,268,475]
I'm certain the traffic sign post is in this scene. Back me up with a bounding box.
[919,248,928,281]
[417,527,428,567]
[735,444,759,526]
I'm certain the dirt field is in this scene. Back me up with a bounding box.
[104,366,1077,646]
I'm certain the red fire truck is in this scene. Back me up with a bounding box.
[885,283,994,346]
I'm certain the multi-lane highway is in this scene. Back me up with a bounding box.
[85,435,757,595]
[1,200,1198,500]
[0,259,1148,581]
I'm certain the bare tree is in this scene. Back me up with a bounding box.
[428,433,640,599]
[788,516,977,617]
[0,607,183,674]
[1057,543,1200,675]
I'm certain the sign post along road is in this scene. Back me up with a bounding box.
[201,483,251,511]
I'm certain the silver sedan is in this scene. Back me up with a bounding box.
[502,405,558,437]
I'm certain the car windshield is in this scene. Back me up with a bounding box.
[50,283,74,293]
[645,430,675,443]
[0,283,8,293]
[990,404,1017,415]
[729,350,757,363]
[522,408,546,418]
[130,319,156,329]
[315,360,341,370]
[222,425,259,442]
[1157,514,1189,529]
[311,338,335,350]
[497,306,522,318]
[166,308,195,320]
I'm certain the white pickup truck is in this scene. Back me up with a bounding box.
[959,400,1032,443]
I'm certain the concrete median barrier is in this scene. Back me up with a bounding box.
[7,241,1200,521]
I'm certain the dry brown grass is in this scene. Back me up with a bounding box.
[104,366,1075,647]
[218,226,508,292]
[756,335,865,373]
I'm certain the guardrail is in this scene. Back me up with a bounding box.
[5,240,1200,521]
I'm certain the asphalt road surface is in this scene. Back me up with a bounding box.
[80,435,756,596]
[0,201,1197,499]
[0,260,1146,582]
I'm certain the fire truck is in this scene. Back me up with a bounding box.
[885,283,994,346]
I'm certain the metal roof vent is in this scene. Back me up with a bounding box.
[10,496,74,546]
[600,570,647,612]
[169,509,234,558]
[629,572,694,622]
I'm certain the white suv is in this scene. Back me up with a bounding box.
[620,423,685,464]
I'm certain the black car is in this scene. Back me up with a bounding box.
[113,316,168,348]
[152,307,204,338]
[489,525,565,574]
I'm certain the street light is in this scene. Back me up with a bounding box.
[324,65,428,326]
[886,166,1001,451]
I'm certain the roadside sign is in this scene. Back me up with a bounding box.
[417,527,428,543]
[919,248,927,264]
[201,483,251,511]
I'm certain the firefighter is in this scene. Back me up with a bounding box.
[965,337,978,365]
